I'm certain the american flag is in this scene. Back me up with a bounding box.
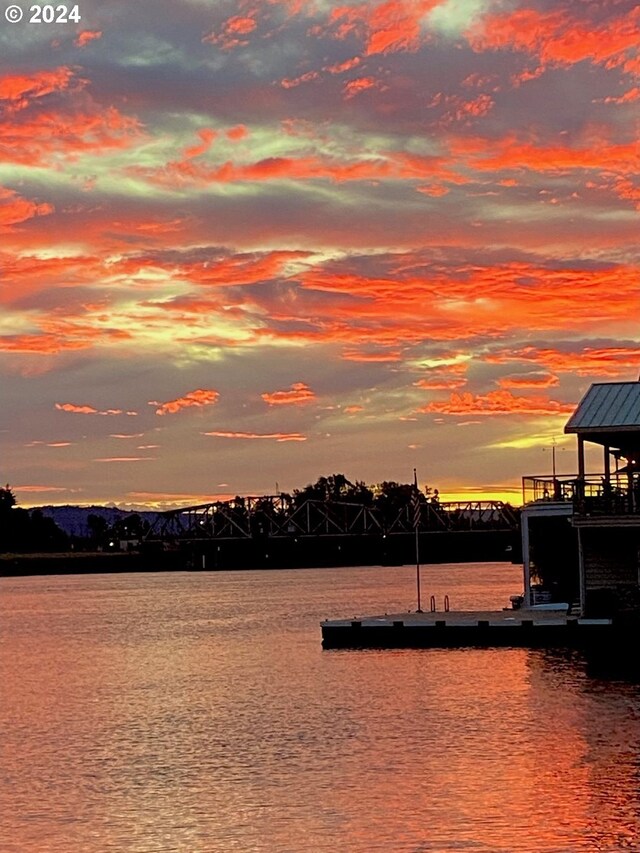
[412,488,421,530]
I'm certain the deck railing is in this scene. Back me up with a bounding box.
[522,473,640,515]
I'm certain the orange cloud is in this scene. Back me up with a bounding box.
[225,16,257,34]
[419,390,574,416]
[414,362,468,390]
[226,125,248,140]
[0,187,53,228]
[25,440,72,447]
[135,148,459,189]
[468,5,640,73]
[429,91,495,125]
[94,457,156,462]
[326,56,362,74]
[203,430,307,441]
[341,349,403,362]
[0,326,130,354]
[203,14,258,49]
[0,67,141,166]
[280,70,322,89]
[182,128,217,160]
[261,382,316,405]
[0,334,88,354]
[599,86,640,105]
[0,67,75,109]
[451,133,640,178]
[186,249,309,286]
[344,405,364,413]
[485,346,640,377]
[414,376,467,390]
[343,77,380,98]
[55,403,138,415]
[75,30,102,48]
[153,389,220,415]
[286,259,640,351]
[328,0,431,57]
[496,372,559,389]
[126,490,235,505]
[109,433,145,439]
[14,484,70,493]
[416,184,449,196]
[55,402,98,414]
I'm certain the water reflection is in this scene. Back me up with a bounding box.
[1,565,639,852]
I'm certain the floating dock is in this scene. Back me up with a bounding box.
[321,609,618,650]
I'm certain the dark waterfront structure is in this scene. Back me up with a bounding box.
[322,379,640,650]
[522,380,640,618]
[320,609,620,651]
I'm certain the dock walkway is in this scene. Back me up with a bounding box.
[321,609,614,649]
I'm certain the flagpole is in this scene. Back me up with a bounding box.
[413,467,422,613]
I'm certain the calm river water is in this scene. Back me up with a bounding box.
[1,562,640,853]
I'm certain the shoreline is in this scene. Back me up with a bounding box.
[0,550,517,577]
[0,551,159,576]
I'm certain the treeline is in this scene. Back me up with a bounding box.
[1,486,68,553]
[0,487,151,553]
[290,473,437,508]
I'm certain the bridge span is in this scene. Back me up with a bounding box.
[146,495,519,543]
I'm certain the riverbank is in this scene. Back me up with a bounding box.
[0,551,160,576]
[1,529,521,576]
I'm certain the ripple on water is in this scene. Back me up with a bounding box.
[1,564,639,853]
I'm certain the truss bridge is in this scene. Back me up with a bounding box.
[145,495,519,543]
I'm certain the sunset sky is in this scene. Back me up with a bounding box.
[1,0,639,509]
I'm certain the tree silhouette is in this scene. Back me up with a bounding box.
[0,484,16,514]
[0,487,68,553]
[293,474,374,506]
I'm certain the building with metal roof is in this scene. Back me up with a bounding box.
[565,380,640,461]
[520,379,640,620]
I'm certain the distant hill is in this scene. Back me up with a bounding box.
[33,505,161,537]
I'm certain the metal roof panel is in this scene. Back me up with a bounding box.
[565,382,640,432]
